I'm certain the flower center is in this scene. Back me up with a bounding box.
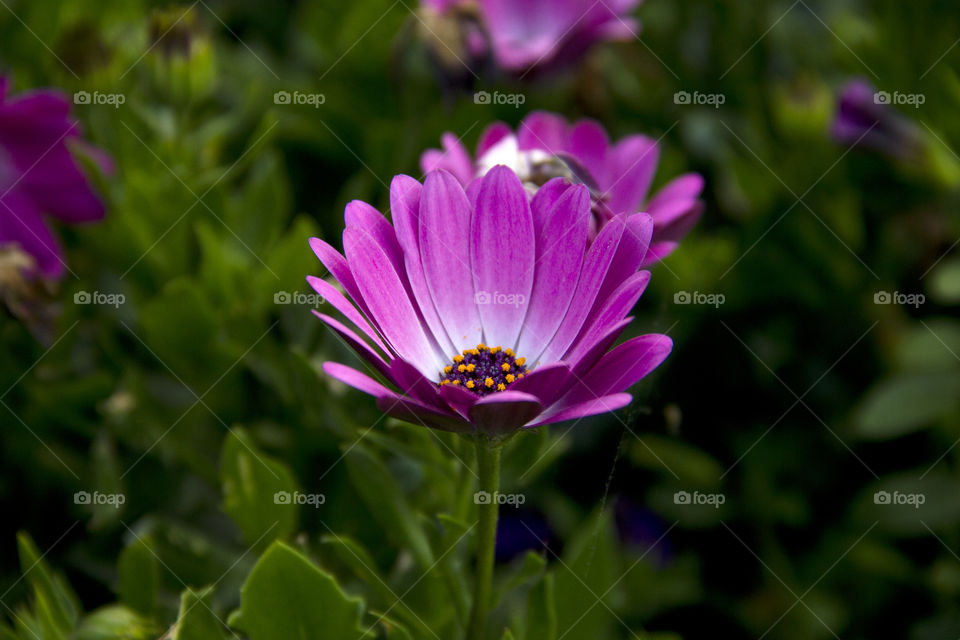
[439,344,528,395]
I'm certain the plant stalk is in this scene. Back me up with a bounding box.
[465,441,502,640]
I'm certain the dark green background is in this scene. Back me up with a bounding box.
[2,1,960,638]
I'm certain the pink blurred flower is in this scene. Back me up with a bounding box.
[421,111,704,265]
[0,76,112,280]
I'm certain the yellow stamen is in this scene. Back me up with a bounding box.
[452,380,461,386]
[440,379,450,385]
[496,383,506,391]
[453,355,464,363]
[501,363,511,372]
[477,343,487,351]
[515,357,526,366]
[458,364,467,373]
[466,363,476,372]
[484,377,494,388]
[466,380,475,389]
[504,348,514,357]
[490,346,501,354]
[517,373,524,379]
[443,365,453,374]
[505,374,515,383]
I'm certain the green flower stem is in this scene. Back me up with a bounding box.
[466,441,502,640]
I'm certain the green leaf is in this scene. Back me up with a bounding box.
[367,613,415,640]
[853,372,960,439]
[220,428,299,548]
[344,444,434,568]
[236,541,366,640]
[629,436,724,487]
[525,573,556,640]
[73,606,155,640]
[140,279,230,380]
[501,629,516,640]
[855,471,960,535]
[175,587,227,640]
[494,551,547,607]
[17,532,81,637]
[896,318,960,372]
[928,256,960,304]
[319,534,398,612]
[116,536,160,617]
[552,510,620,640]
[229,150,291,253]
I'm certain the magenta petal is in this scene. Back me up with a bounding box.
[309,237,373,320]
[571,271,650,357]
[516,183,589,362]
[605,135,659,215]
[564,334,672,405]
[438,383,480,418]
[323,361,396,399]
[375,396,473,433]
[419,170,484,351]
[389,176,457,357]
[345,200,407,282]
[565,316,633,377]
[529,177,573,230]
[568,120,611,185]
[307,276,390,355]
[477,122,512,157]
[640,241,679,267]
[592,213,653,309]
[538,214,627,363]
[517,111,569,152]
[388,358,450,411]
[646,173,704,212]
[508,363,572,406]
[344,226,445,376]
[527,393,632,427]
[649,199,703,245]
[480,0,569,70]
[468,391,543,435]
[314,312,393,379]
[471,166,535,349]
[420,133,475,186]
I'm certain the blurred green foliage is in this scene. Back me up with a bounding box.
[2,0,960,638]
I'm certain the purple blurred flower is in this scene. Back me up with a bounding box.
[0,76,112,280]
[831,78,921,159]
[421,111,704,265]
[309,166,671,437]
[421,0,641,75]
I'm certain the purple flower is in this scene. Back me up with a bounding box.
[831,78,921,159]
[0,76,112,280]
[421,111,704,265]
[309,166,671,437]
[421,0,641,75]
